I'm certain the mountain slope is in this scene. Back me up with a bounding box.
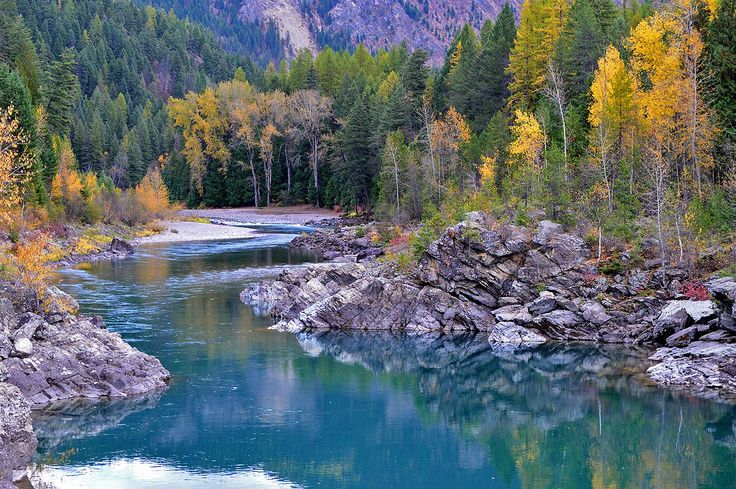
[143,0,521,64]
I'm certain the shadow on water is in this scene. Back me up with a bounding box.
[34,238,736,488]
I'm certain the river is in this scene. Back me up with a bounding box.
[32,230,736,488]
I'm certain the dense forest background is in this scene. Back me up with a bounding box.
[0,0,734,267]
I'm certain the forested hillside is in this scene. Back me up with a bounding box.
[2,0,258,193]
[165,0,735,267]
[0,0,734,272]
[134,0,522,64]
[134,0,286,63]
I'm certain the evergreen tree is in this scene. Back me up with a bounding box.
[706,0,736,138]
[44,49,80,136]
[467,4,516,131]
[554,0,611,106]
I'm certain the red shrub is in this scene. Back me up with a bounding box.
[680,281,709,301]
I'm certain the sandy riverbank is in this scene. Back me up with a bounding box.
[179,205,340,225]
[133,220,260,244]
[135,206,340,244]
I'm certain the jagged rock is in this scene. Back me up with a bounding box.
[707,277,736,314]
[528,296,557,316]
[0,381,37,486]
[581,300,612,326]
[492,304,532,324]
[0,298,14,330]
[665,325,700,347]
[665,300,719,323]
[356,247,383,262]
[648,342,736,401]
[44,285,79,315]
[488,321,547,344]
[720,313,736,333]
[533,310,594,340]
[653,307,691,343]
[11,313,44,341]
[701,330,736,343]
[0,281,170,407]
[0,333,11,360]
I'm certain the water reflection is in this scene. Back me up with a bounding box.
[37,459,301,489]
[34,237,736,489]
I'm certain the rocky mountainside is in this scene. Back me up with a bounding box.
[200,0,520,63]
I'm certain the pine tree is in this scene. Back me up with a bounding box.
[44,49,80,136]
[705,0,736,138]
[467,4,516,131]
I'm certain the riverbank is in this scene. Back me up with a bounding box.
[179,205,341,225]
[134,206,341,244]
[133,219,260,244]
[243,213,736,403]
[0,281,170,486]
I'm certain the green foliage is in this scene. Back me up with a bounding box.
[599,258,626,276]
[688,189,736,238]
[705,0,736,138]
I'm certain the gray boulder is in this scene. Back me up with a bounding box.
[706,277,736,313]
[581,300,612,326]
[665,300,719,322]
[653,308,691,343]
[11,338,33,358]
[528,296,557,316]
[488,321,547,344]
[665,325,700,347]
[720,313,736,333]
[533,310,594,340]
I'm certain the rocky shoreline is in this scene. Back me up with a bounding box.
[244,213,736,403]
[0,280,169,486]
[50,236,135,268]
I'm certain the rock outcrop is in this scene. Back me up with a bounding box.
[243,214,736,401]
[290,226,383,263]
[0,366,36,489]
[0,281,170,480]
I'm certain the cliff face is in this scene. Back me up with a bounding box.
[236,0,520,63]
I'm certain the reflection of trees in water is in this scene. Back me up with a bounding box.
[296,330,736,489]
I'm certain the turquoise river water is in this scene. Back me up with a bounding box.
[31,230,736,488]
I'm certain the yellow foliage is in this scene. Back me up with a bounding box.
[479,155,496,187]
[627,13,682,132]
[377,71,400,99]
[73,236,103,255]
[589,46,637,131]
[509,110,545,172]
[0,106,32,227]
[135,168,170,218]
[1,233,54,306]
